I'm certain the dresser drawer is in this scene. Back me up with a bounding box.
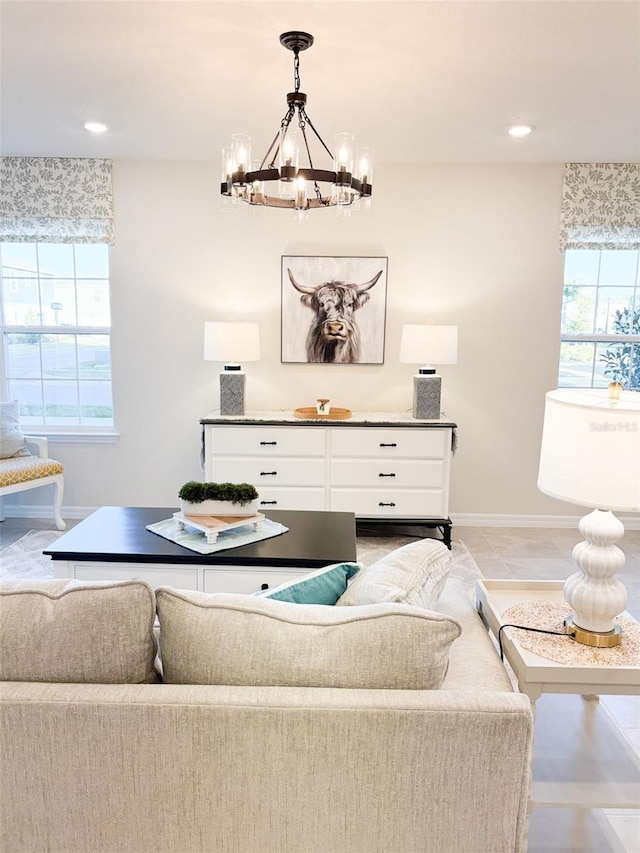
[330,428,447,459]
[256,487,326,512]
[330,488,446,518]
[211,426,325,456]
[213,458,325,487]
[330,459,444,489]
[203,568,308,594]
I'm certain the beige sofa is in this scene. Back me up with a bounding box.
[0,574,533,853]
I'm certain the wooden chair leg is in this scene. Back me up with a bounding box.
[53,477,66,530]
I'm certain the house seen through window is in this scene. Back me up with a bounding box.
[559,249,640,390]
[0,242,113,428]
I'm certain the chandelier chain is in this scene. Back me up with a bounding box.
[293,50,301,93]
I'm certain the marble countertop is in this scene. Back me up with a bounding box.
[200,410,457,428]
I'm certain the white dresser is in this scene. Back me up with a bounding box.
[201,411,456,546]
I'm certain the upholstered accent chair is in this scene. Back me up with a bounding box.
[0,436,65,530]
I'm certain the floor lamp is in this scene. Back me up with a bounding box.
[537,388,640,647]
[204,322,261,416]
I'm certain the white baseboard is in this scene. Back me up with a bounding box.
[2,505,639,531]
[451,512,640,530]
[0,505,94,522]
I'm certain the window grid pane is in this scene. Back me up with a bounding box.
[1,242,113,427]
[560,249,640,390]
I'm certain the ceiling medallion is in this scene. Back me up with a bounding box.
[221,31,373,216]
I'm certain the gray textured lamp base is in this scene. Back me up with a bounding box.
[413,373,441,419]
[220,371,246,416]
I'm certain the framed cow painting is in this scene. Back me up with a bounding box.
[281,255,388,364]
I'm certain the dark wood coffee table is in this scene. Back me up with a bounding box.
[44,506,357,594]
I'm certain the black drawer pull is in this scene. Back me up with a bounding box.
[379,442,397,447]
[260,441,277,446]
[379,501,396,507]
[260,500,277,505]
[260,583,269,590]
[260,471,278,476]
[378,473,396,478]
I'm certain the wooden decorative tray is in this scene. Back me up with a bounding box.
[173,511,265,544]
[293,407,352,420]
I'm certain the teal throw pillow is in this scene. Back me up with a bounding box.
[257,562,361,605]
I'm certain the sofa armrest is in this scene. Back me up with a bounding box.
[23,436,48,458]
[438,578,514,691]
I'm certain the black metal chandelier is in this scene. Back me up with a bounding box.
[221,31,373,212]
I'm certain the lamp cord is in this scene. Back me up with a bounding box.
[497,623,576,661]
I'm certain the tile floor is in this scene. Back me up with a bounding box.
[1,517,638,851]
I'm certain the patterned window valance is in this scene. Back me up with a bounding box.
[0,157,114,244]
[559,162,640,251]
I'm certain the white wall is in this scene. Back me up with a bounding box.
[11,159,577,519]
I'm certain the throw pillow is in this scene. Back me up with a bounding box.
[156,588,461,689]
[0,400,30,459]
[336,538,452,609]
[256,562,361,604]
[0,579,158,683]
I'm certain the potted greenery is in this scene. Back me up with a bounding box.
[178,481,260,517]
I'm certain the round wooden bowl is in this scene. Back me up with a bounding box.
[293,407,352,420]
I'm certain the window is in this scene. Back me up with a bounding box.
[558,249,640,390]
[0,242,114,428]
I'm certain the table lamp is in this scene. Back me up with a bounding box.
[204,322,261,416]
[537,388,640,647]
[399,325,458,419]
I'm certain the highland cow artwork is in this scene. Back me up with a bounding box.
[281,256,388,364]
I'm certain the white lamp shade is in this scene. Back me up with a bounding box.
[399,325,458,365]
[538,389,640,512]
[204,322,261,363]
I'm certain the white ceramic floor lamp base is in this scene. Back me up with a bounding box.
[564,508,627,647]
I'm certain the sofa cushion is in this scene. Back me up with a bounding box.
[0,400,30,459]
[336,538,451,609]
[156,588,461,689]
[0,454,64,487]
[256,562,361,604]
[0,579,158,683]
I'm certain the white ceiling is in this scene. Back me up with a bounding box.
[2,0,639,164]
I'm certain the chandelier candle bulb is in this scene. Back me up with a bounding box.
[279,128,299,179]
[334,133,354,183]
[356,148,374,191]
[294,177,307,210]
[250,161,265,204]
[231,134,251,173]
[221,147,235,193]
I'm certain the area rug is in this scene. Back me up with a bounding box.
[0,528,482,590]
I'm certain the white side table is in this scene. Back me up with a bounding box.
[476,579,640,811]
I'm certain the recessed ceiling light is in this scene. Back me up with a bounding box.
[84,122,108,134]
[507,124,534,138]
